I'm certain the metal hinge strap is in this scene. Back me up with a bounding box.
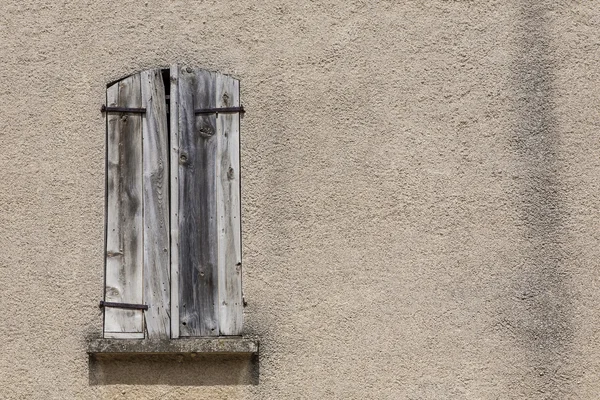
[99,300,148,310]
[101,105,147,114]
[101,105,244,115]
[195,106,245,115]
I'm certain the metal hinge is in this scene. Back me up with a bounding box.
[101,105,147,114]
[99,300,148,311]
[195,106,245,115]
[101,105,244,116]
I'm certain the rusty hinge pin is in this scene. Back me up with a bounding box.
[99,300,148,310]
[101,105,147,114]
[195,106,245,115]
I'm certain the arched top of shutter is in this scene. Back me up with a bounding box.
[106,66,241,88]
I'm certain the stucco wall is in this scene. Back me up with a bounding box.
[2,1,600,399]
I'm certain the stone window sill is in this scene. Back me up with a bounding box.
[87,337,259,358]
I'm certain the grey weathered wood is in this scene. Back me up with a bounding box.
[105,74,144,338]
[141,69,170,339]
[216,75,243,335]
[103,332,144,339]
[169,64,181,339]
[178,68,220,336]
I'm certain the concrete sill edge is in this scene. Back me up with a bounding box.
[87,337,259,356]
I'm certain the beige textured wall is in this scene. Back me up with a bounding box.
[1,1,600,398]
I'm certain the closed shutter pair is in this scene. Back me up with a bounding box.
[104,66,242,339]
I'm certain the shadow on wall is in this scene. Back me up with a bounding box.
[508,0,572,395]
[89,354,259,386]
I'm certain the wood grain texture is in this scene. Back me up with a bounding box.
[105,74,144,337]
[216,75,243,335]
[169,65,181,339]
[104,332,145,339]
[141,69,170,339]
[178,68,219,336]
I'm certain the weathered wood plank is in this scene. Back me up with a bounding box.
[178,68,219,336]
[105,74,144,337]
[169,64,181,339]
[216,75,243,336]
[141,69,170,339]
[104,332,145,339]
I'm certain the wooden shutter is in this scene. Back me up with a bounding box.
[171,66,243,337]
[104,70,170,339]
[104,66,242,339]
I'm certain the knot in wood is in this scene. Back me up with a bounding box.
[197,126,214,138]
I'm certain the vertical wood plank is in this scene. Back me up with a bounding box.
[169,64,181,339]
[105,74,144,338]
[141,69,170,339]
[216,75,243,335]
[178,68,220,336]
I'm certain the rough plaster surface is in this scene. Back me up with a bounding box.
[1,1,600,399]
